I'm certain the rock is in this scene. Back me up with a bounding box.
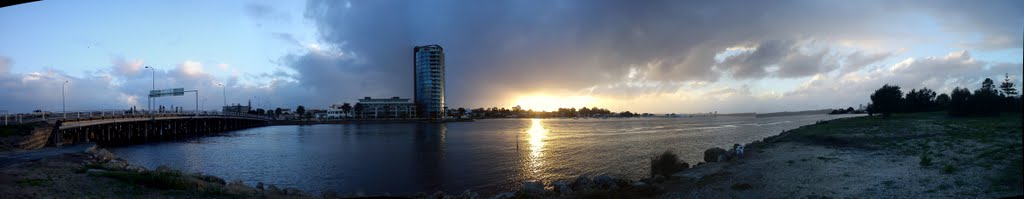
[85,169,109,175]
[321,189,340,199]
[570,175,594,190]
[197,175,226,185]
[552,181,573,195]
[488,192,514,199]
[255,182,264,190]
[630,181,661,196]
[266,184,283,195]
[94,148,117,162]
[102,160,128,170]
[283,187,310,196]
[124,165,147,172]
[429,190,446,199]
[520,181,545,193]
[594,175,616,189]
[84,144,97,154]
[652,175,666,183]
[227,180,245,187]
[457,190,478,199]
[703,147,729,162]
[155,165,174,173]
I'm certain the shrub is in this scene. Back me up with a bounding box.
[942,164,956,174]
[919,153,932,167]
[650,151,688,177]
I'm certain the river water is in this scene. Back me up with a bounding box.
[112,114,860,195]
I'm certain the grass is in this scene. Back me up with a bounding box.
[773,112,1023,194]
[89,168,196,190]
[16,178,49,186]
[0,123,35,137]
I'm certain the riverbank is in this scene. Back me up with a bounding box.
[658,112,1023,198]
[1,112,1019,198]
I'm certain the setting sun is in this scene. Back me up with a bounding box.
[512,95,598,112]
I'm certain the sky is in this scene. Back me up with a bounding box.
[0,0,1021,114]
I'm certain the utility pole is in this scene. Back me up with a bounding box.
[219,83,226,111]
[144,66,155,113]
[62,80,68,118]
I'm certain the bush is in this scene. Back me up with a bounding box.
[650,151,688,177]
[942,164,956,174]
[919,153,932,167]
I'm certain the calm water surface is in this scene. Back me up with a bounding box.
[113,114,860,195]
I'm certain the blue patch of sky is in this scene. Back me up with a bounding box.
[0,0,315,84]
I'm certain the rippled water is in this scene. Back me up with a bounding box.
[113,114,860,195]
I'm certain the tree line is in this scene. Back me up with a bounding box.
[868,74,1021,117]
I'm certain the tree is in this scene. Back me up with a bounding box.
[935,93,951,110]
[948,87,971,117]
[870,84,903,117]
[904,87,937,112]
[973,78,1002,116]
[341,103,352,116]
[296,105,306,120]
[274,108,282,117]
[1000,73,1018,97]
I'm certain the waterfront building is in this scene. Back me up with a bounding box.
[414,44,445,119]
[222,100,251,113]
[355,97,417,119]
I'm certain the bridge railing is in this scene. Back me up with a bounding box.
[1,109,272,126]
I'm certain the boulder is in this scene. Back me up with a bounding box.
[94,148,117,162]
[594,175,621,190]
[457,190,479,199]
[283,187,310,196]
[488,192,514,199]
[255,182,264,190]
[197,174,226,185]
[428,191,446,199]
[266,184,283,195]
[520,181,545,194]
[652,175,666,183]
[321,189,340,199]
[102,160,128,170]
[552,181,573,195]
[703,147,729,162]
[570,175,594,191]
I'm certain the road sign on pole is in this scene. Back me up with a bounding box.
[149,88,186,98]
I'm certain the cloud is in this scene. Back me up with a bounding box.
[291,0,1021,109]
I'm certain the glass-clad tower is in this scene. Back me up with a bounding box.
[414,44,445,119]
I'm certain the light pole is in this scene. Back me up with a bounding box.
[144,66,155,113]
[218,83,226,110]
[62,80,68,118]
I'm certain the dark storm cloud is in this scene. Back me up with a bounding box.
[294,0,933,106]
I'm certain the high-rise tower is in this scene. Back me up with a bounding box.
[414,44,445,119]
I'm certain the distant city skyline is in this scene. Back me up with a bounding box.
[0,0,1022,113]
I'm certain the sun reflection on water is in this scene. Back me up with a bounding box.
[526,118,548,174]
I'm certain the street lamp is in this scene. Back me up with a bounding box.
[218,83,226,110]
[62,80,68,118]
[144,66,155,113]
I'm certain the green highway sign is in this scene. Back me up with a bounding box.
[149,88,186,97]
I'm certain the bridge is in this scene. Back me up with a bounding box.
[2,110,271,149]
